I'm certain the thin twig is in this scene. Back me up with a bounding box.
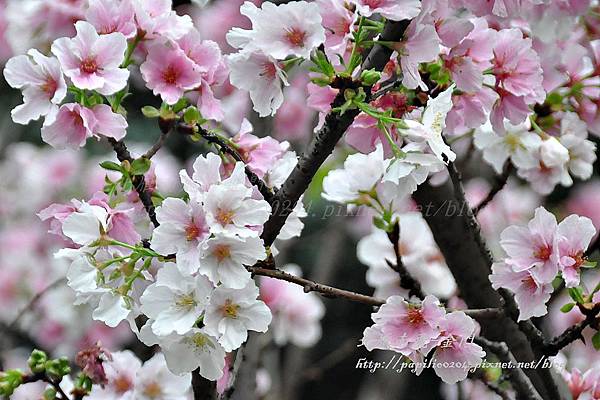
[386,221,424,299]
[183,124,276,204]
[473,164,513,215]
[143,131,170,159]
[543,303,600,356]
[248,265,385,306]
[474,337,543,400]
[108,138,159,227]
[9,278,66,330]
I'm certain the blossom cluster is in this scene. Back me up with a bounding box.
[490,206,597,321]
[362,295,485,384]
[1,0,600,396]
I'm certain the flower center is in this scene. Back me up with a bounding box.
[363,0,383,7]
[521,275,538,291]
[405,307,424,326]
[285,27,306,47]
[221,299,240,318]
[80,57,98,74]
[260,62,277,80]
[213,244,231,262]
[188,332,210,350]
[176,293,197,310]
[113,374,133,394]
[41,79,58,96]
[534,245,552,261]
[69,111,84,128]
[216,208,235,226]
[143,381,163,398]
[571,251,586,269]
[162,65,180,84]
[185,224,201,241]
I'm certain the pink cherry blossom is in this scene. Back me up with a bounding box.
[233,120,290,176]
[227,1,326,59]
[133,0,193,40]
[227,50,288,117]
[177,31,228,121]
[85,0,137,38]
[364,295,445,355]
[349,0,421,21]
[150,198,209,274]
[3,49,67,125]
[41,103,127,149]
[396,21,441,91]
[140,41,203,105]
[317,0,356,64]
[499,206,559,283]
[51,21,129,95]
[556,215,596,287]
[429,312,485,384]
[489,262,554,320]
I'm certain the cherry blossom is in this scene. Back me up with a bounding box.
[85,0,137,38]
[200,235,266,289]
[349,0,421,21]
[204,281,272,351]
[150,198,209,274]
[322,144,388,205]
[499,206,559,283]
[489,261,553,321]
[140,266,213,336]
[51,21,129,95]
[3,49,67,125]
[227,1,325,59]
[227,50,288,117]
[403,85,457,163]
[556,215,597,287]
[203,183,270,237]
[161,328,226,379]
[140,41,203,105]
[40,103,127,149]
[429,312,485,384]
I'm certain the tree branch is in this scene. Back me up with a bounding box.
[248,265,385,306]
[386,221,424,299]
[543,303,600,356]
[413,163,561,400]
[260,19,411,247]
[475,337,543,400]
[108,138,159,227]
[472,164,513,215]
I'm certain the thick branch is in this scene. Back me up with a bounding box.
[261,20,411,247]
[108,138,159,227]
[413,164,561,400]
[475,337,543,400]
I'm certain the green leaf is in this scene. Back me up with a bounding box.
[360,69,381,85]
[372,216,388,231]
[171,98,189,113]
[100,161,124,172]
[568,287,585,304]
[593,331,600,350]
[130,158,151,176]
[141,106,160,118]
[560,302,576,313]
[183,106,201,124]
[583,260,597,269]
[545,92,563,106]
